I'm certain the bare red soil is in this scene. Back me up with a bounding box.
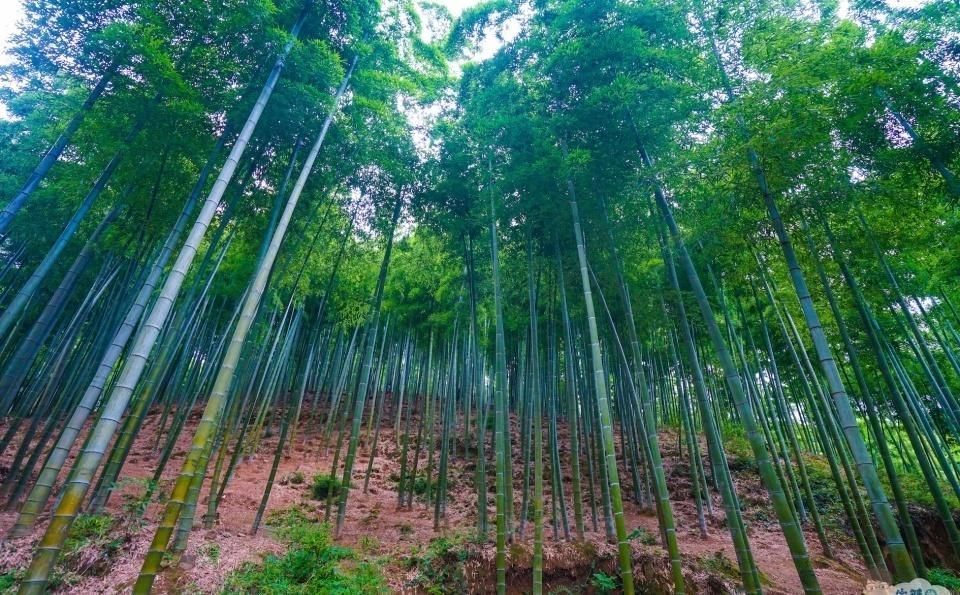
[0,405,869,593]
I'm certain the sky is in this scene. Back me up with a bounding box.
[0,0,25,65]
[0,0,481,55]
[0,0,936,60]
[0,0,485,117]
[0,0,482,64]
[435,0,481,16]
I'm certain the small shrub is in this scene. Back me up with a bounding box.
[397,523,414,538]
[723,427,758,472]
[411,474,436,496]
[65,514,114,553]
[310,474,341,500]
[627,526,657,545]
[266,503,314,528]
[361,507,380,526]
[118,478,158,520]
[223,509,386,594]
[0,570,22,593]
[199,543,221,565]
[509,542,527,561]
[929,567,960,592]
[393,472,437,500]
[407,533,474,594]
[591,571,619,593]
[60,514,122,577]
[702,551,740,580]
[287,471,305,485]
[402,545,424,570]
[358,535,380,555]
[573,540,598,558]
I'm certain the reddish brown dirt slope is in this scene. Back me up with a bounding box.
[0,407,868,593]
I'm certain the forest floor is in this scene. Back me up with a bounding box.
[0,405,873,594]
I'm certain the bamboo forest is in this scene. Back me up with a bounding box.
[0,0,959,593]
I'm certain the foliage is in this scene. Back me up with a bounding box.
[309,474,342,500]
[701,552,741,581]
[722,426,758,473]
[627,527,657,546]
[404,532,476,595]
[284,471,306,485]
[60,513,124,578]
[590,571,620,593]
[392,471,437,499]
[64,514,115,554]
[118,478,160,520]
[223,508,386,594]
[357,536,380,555]
[199,543,222,566]
[4,0,960,591]
[0,571,20,594]
[928,567,960,592]
[265,504,316,528]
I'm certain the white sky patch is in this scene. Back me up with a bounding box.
[404,0,520,159]
[0,0,23,66]
[0,0,24,119]
[423,0,520,64]
[433,0,481,17]
[838,0,932,17]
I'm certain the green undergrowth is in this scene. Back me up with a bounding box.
[627,526,657,545]
[309,473,342,500]
[721,426,757,473]
[282,470,305,486]
[928,567,960,592]
[700,551,742,582]
[590,571,620,593]
[697,551,772,587]
[798,455,848,531]
[55,513,125,589]
[880,466,960,510]
[0,570,21,594]
[2,504,144,592]
[402,531,480,594]
[388,471,437,499]
[721,425,959,513]
[223,505,386,594]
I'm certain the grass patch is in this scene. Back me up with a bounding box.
[223,506,386,594]
[309,474,342,500]
[702,551,740,581]
[358,536,380,555]
[266,504,315,528]
[698,551,771,586]
[199,543,221,565]
[31,512,128,585]
[65,514,115,554]
[722,426,758,473]
[282,471,305,486]
[0,570,21,593]
[627,526,657,545]
[882,467,960,509]
[929,567,960,591]
[389,472,437,500]
[797,454,848,531]
[404,532,477,594]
